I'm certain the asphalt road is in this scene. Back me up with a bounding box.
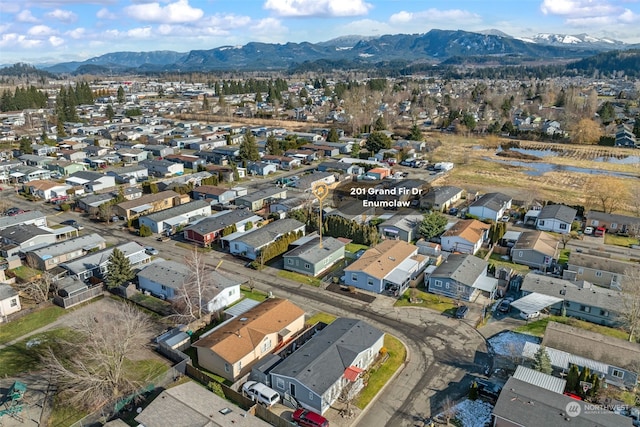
[2,186,489,427]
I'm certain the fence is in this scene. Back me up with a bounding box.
[53,286,103,309]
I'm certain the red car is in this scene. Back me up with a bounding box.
[292,408,329,427]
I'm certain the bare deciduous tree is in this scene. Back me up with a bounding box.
[441,396,457,426]
[621,268,640,342]
[171,246,218,324]
[44,302,155,411]
[15,272,53,304]
[584,176,629,214]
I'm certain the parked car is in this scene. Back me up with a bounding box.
[584,226,594,235]
[594,226,606,237]
[242,381,280,407]
[292,408,329,427]
[448,207,459,216]
[61,219,84,230]
[455,305,469,319]
[497,297,513,313]
[501,215,510,222]
[474,379,503,400]
[144,246,159,256]
[520,311,540,320]
[5,207,24,216]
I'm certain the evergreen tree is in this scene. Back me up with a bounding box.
[326,128,340,142]
[419,212,448,239]
[106,104,115,120]
[468,381,479,400]
[202,96,209,111]
[373,116,386,131]
[633,119,640,139]
[19,138,33,154]
[532,345,553,374]
[588,373,600,398]
[577,366,591,397]
[566,365,580,393]
[239,132,260,164]
[117,86,125,103]
[365,131,392,153]
[106,248,134,289]
[265,135,282,155]
[408,123,423,141]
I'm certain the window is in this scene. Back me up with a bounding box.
[261,337,272,353]
[518,251,523,258]
[595,271,602,277]
[367,278,374,286]
[612,369,623,378]
[276,378,285,390]
[600,310,609,317]
[161,285,167,291]
[610,223,617,229]
[579,305,591,313]
[304,263,310,269]
[351,273,357,282]
[238,361,242,370]
[559,223,567,230]
[287,259,293,264]
[445,283,450,290]
[457,285,465,293]
[309,392,314,400]
[10,298,17,307]
[224,363,230,372]
[434,280,442,288]
[578,268,584,275]
[228,290,233,296]
[539,220,545,226]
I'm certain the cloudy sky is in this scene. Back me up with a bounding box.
[1,0,639,64]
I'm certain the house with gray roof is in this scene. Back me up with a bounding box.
[317,161,363,176]
[60,241,150,281]
[183,209,262,247]
[377,211,423,242]
[25,233,106,271]
[535,204,577,234]
[139,200,211,234]
[585,210,640,235]
[8,165,51,183]
[283,236,346,277]
[106,164,148,184]
[77,193,115,212]
[0,283,21,320]
[0,224,58,257]
[137,260,242,311]
[235,187,287,211]
[0,210,47,231]
[269,318,384,415]
[229,218,305,260]
[140,159,183,177]
[419,185,464,211]
[135,380,271,427]
[517,274,622,327]
[493,377,632,427]
[65,170,116,193]
[566,251,640,289]
[426,253,497,301]
[468,192,512,222]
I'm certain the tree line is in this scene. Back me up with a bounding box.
[0,85,48,112]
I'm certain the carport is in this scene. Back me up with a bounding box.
[510,293,563,315]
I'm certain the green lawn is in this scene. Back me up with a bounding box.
[488,253,531,275]
[240,285,269,302]
[604,234,639,248]
[129,293,173,316]
[355,334,406,409]
[394,289,457,313]
[306,312,336,326]
[277,270,323,287]
[557,248,571,265]
[126,359,169,383]
[48,396,88,427]
[8,265,42,282]
[0,328,75,377]
[174,242,213,252]
[0,305,66,345]
[345,243,369,253]
[515,316,630,341]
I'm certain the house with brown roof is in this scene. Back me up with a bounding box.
[112,190,187,220]
[343,240,427,296]
[440,219,490,255]
[192,298,306,382]
[511,230,559,271]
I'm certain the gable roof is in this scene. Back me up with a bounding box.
[0,283,18,300]
[493,377,632,427]
[138,260,240,291]
[193,298,305,364]
[379,211,423,232]
[442,219,489,243]
[568,252,640,276]
[512,230,558,256]
[542,321,640,372]
[470,192,511,211]
[283,236,345,264]
[586,211,640,227]
[230,218,304,249]
[26,233,105,258]
[0,210,46,231]
[0,224,52,244]
[538,204,577,223]
[270,318,383,396]
[421,185,463,205]
[431,253,488,286]
[184,209,260,235]
[344,240,418,280]
[141,200,209,223]
[116,190,180,211]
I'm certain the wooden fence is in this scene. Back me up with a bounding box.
[53,286,103,309]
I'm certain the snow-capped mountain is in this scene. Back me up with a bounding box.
[525,33,625,48]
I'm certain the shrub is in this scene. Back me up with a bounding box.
[60,203,71,211]
[139,225,152,237]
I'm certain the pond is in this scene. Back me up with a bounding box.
[486,157,638,178]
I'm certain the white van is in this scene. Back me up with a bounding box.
[242,381,280,407]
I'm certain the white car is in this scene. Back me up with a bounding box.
[520,311,540,320]
[584,226,594,235]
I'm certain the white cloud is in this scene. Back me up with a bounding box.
[27,25,56,36]
[250,17,288,39]
[16,10,40,23]
[125,0,203,23]
[96,8,116,19]
[66,27,86,39]
[264,0,372,17]
[45,9,78,23]
[389,8,481,24]
[127,27,153,38]
[540,0,618,17]
[339,19,394,37]
[0,3,20,14]
[49,35,64,46]
[0,33,42,49]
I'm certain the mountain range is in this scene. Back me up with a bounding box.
[32,29,638,74]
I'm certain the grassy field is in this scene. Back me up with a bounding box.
[557,248,571,265]
[355,334,406,409]
[240,285,269,301]
[604,234,639,248]
[515,315,630,341]
[0,328,75,377]
[277,270,323,287]
[345,243,369,253]
[0,305,66,345]
[395,288,457,313]
[488,253,532,275]
[48,397,88,427]
[8,265,42,282]
[129,293,173,315]
[306,312,336,326]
